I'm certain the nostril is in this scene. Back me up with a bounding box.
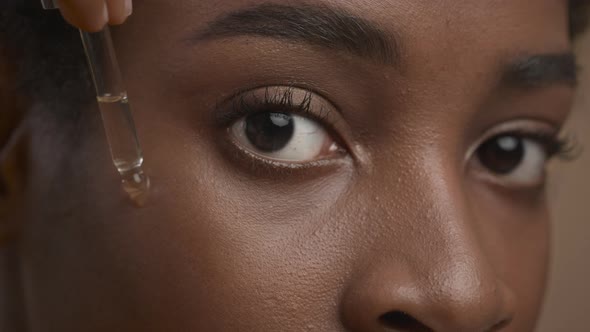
[487,317,512,331]
[379,311,432,332]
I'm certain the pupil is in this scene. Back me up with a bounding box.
[245,112,295,152]
[477,135,524,174]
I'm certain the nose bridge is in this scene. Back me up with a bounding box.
[341,150,515,331]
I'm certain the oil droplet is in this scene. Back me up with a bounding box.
[121,168,150,207]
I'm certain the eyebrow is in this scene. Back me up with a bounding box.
[192,3,400,66]
[502,53,578,88]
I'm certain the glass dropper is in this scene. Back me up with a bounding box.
[41,0,150,206]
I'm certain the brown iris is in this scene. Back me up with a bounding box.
[245,112,295,152]
[477,135,524,175]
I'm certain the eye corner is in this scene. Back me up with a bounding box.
[547,132,582,162]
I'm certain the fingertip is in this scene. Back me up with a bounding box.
[107,14,129,27]
[125,0,133,16]
[61,14,107,33]
[106,0,132,26]
[58,0,109,32]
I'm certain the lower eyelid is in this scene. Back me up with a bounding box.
[222,133,353,182]
[467,160,545,190]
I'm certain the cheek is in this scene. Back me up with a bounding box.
[469,183,551,328]
[114,110,358,329]
[499,218,550,331]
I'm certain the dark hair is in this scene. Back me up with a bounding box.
[571,0,590,37]
[0,9,92,126]
[0,2,589,129]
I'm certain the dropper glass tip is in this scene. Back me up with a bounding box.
[121,168,150,207]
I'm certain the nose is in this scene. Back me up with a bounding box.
[340,252,516,332]
[339,182,516,332]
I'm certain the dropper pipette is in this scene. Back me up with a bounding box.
[41,0,150,206]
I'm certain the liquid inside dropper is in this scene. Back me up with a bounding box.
[97,93,150,206]
[80,26,151,207]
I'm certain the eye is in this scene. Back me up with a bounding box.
[474,133,555,188]
[230,111,340,162]
[220,86,348,165]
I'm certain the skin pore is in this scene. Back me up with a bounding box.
[0,0,582,331]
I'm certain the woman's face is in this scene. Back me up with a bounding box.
[20,0,576,331]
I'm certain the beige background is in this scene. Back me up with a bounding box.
[538,32,590,332]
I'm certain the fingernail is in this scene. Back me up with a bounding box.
[102,2,109,21]
[125,0,133,16]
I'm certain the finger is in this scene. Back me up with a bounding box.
[58,0,108,32]
[106,0,132,26]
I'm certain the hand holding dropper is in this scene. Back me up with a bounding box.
[41,0,150,207]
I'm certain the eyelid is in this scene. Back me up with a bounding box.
[464,119,559,166]
[213,85,337,125]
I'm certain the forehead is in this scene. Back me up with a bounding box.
[142,0,569,38]
[132,0,571,68]
[127,0,571,79]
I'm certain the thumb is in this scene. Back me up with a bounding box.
[51,0,132,32]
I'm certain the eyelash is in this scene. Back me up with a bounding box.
[500,130,579,161]
[215,86,333,127]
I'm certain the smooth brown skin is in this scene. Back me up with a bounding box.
[0,0,576,331]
